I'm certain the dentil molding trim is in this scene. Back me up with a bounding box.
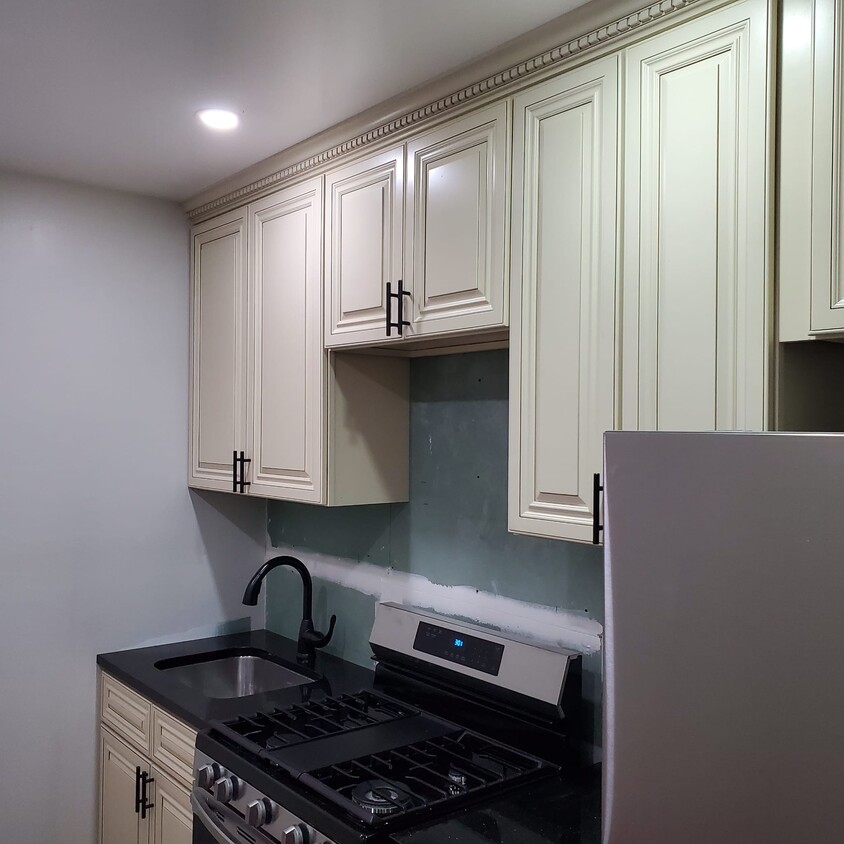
[187,0,703,221]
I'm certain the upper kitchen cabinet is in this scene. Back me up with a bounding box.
[189,209,248,492]
[404,101,509,339]
[324,103,509,348]
[189,177,409,505]
[247,181,324,502]
[509,57,619,543]
[324,146,404,347]
[620,0,771,432]
[780,0,844,339]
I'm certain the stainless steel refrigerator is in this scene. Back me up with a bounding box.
[602,431,844,844]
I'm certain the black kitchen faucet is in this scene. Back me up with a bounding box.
[242,555,336,665]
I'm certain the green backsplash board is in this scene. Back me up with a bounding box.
[266,350,604,749]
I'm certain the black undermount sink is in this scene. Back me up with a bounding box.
[154,647,319,699]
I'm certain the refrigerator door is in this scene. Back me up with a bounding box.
[603,432,844,844]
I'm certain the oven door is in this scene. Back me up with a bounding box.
[191,790,276,844]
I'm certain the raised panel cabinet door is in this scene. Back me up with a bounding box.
[248,178,325,502]
[100,728,149,844]
[620,0,771,432]
[405,101,509,337]
[189,209,249,490]
[325,146,404,347]
[150,767,192,844]
[509,57,619,543]
[809,0,844,333]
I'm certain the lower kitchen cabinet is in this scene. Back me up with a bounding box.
[98,672,196,844]
[150,767,192,844]
[100,728,150,844]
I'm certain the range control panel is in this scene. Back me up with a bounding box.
[413,621,505,676]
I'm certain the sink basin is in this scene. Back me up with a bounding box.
[154,647,318,699]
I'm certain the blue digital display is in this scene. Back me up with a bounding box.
[454,638,464,648]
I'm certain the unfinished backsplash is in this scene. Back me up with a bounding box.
[266,349,604,752]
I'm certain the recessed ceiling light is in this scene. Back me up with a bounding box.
[197,109,240,131]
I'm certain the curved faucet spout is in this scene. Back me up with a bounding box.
[242,555,313,621]
[241,555,336,664]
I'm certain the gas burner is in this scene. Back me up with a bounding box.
[447,766,467,786]
[351,780,415,816]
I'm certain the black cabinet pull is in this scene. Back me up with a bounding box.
[592,473,604,545]
[232,450,238,493]
[386,279,411,337]
[237,451,251,493]
[140,770,154,819]
[134,766,142,814]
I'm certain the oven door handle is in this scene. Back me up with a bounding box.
[191,791,276,844]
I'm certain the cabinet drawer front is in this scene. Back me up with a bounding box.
[151,707,196,786]
[101,673,152,754]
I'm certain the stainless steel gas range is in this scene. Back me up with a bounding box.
[191,603,581,844]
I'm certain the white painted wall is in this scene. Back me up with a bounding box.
[0,171,267,843]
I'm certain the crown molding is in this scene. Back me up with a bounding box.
[186,0,704,221]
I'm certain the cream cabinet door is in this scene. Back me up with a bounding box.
[405,101,509,337]
[620,0,771,432]
[247,179,324,502]
[150,767,192,844]
[509,57,619,542]
[780,0,844,336]
[325,146,404,347]
[100,728,150,844]
[189,209,248,490]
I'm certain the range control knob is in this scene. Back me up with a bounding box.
[197,763,221,790]
[283,824,310,844]
[213,776,242,804]
[245,798,275,828]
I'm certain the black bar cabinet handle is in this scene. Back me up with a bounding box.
[238,451,252,494]
[592,473,604,545]
[140,770,155,819]
[386,280,412,337]
[397,279,411,333]
[134,766,142,814]
[232,450,238,493]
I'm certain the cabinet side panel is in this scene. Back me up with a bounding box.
[328,354,409,505]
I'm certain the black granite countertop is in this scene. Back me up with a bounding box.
[97,628,375,730]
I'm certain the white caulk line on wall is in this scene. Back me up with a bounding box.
[268,545,603,654]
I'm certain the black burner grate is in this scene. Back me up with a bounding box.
[213,691,416,756]
[302,729,550,825]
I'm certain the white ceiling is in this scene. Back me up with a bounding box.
[0,0,587,201]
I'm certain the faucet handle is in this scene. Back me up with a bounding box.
[303,615,336,650]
